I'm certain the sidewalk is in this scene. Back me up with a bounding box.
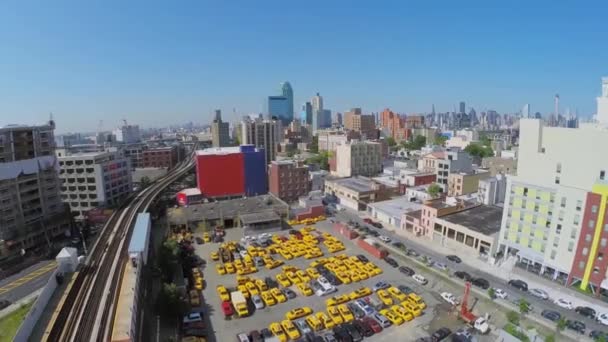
[0,289,41,320]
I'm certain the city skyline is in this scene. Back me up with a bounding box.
[1,2,607,133]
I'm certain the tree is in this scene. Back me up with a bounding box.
[157,239,180,281]
[157,283,187,317]
[385,137,396,147]
[427,183,442,198]
[464,142,494,159]
[305,151,332,171]
[518,298,531,315]
[401,135,426,150]
[310,135,319,153]
[556,317,567,332]
[487,287,495,299]
[506,310,520,325]
[435,134,448,146]
[140,176,151,189]
[479,134,492,147]
[545,335,555,342]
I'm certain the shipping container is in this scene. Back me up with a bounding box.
[333,222,359,240]
[357,238,388,259]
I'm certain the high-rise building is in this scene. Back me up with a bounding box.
[0,121,72,260]
[312,109,332,133]
[379,108,409,141]
[459,101,466,114]
[281,82,294,123]
[301,102,313,125]
[333,141,382,178]
[211,109,230,147]
[497,118,608,293]
[596,77,608,124]
[241,117,282,165]
[332,112,343,126]
[114,123,141,144]
[344,108,377,139]
[312,93,323,113]
[58,151,132,220]
[268,96,290,124]
[195,145,267,198]
[268,160,310,203]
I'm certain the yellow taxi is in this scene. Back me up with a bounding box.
[296,282,314,296]
[325,294,350,307]
[261,290,277,306]
[211,251,219,261]
[379,308,404,325]
[270,288,287,303]
[194,277,203,290]
[203,232,210,243]
[337,304,354,322]
[215,264,226,275]
[356,269,369,280]
[391,305,414,322]
[407,293,427,310]
[189,290,200,306]
[281,319,301,340]
[285,307,313,320]
[387,286,408,301]
[296,270,311,283]
[349,287,372,300]
[276,273,291,287]
[246,282,259,296]
[377,289,394,306]
[315,312,335,329]
[286,271,301,284]
[224,262,236,274]
[336,272,351,284]
[401,300,422,317]
[255,279,268,292]
[327,306,344,325]
[216,285,230,301]
[305,314,324,332]
[306,268,320,279]
[269,322,287,342]
[237,284,250,299]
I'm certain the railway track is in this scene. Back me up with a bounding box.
[46,153,195,342]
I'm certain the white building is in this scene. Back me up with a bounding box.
[418,148,474,191]
[596,77,608,124]
[58,151,132,220]
[446,135,473,149]
[310,170,329,192]
[114,124,141,144]
[367,197,423,228]
[477,174,507,205]
[241,117,283,165]
[333,140,382,178]
[317,129,350,152]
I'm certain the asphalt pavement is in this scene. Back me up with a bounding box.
[334,209,608,337]
[0,259,56,304]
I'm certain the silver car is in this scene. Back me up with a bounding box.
[251,295,265,309]
[295,319,312,334]
[530,288,549,300]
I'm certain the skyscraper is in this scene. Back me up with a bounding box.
[459,101,466,114]
[241,117,283,165]
[301,102,313,125]
[268,96,289,124]
[312,92,323,113]
[596,77,608,124]
[281,82,294,123]
[211,109,230,147]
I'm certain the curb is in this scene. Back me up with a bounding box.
[0,288,42,320]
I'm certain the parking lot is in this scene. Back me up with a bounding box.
[193,218,507,341]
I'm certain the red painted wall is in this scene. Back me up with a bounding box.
[414,174,436,186]
[196,153,245,197]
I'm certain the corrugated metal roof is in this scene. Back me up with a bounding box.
[129,213,150,253]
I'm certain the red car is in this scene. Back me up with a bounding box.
[363,218,373,224]
[363,316,383,333]
[221,301,234,316]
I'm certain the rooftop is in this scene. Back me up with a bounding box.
[439,205,503,236]
[240,211,281,225]
[128,213,150,254]
[195,146,242,156]
[178,187,202,196]
[367,197,423,219]
[330,177,375,193]
[57,151,112,159]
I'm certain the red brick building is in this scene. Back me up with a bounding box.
[142,146,178,169]
[268,160,310,203]
[379,108,410,142]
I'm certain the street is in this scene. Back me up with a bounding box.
[0,260,56,304]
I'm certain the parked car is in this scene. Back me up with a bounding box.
[354,319,374,337]
[434,263,448,271]
[363,218,373,224]
[413,274,428,285]
[508,279,528,291]
[431,327,452,341]
[384,257,398,268]
[249,330,263,342]
[597,312,608,326]
[590,330,608,341]
[530,288,549,300]
[471,278,490,289]
[554,298,574,310]
[332,325,353,342]
[295,319,313,335]
[541,310,561,322]
[344,322,363,342]
[0,300,11,310]
[566,320,586,334]
[378,235,391,243]
[440,292,459,306]
[398,285,414,294]
[283,288,297,299]
[251,295,265,309]
[265,276,278,288]
[399,266,415,276]
[237,332,250,342]
[493,288,508,299]
[407,250,419,257]
[373,281,390,291]
[356,254,369,263]
[446,255,462,263]
[454,271,471,281]
[576,306,597,319]
[368,230,379,237]
[195,237,204,244]
[260,328,272,339]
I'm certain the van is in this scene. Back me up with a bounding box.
[372,313,391,328]
[306,315,324,331]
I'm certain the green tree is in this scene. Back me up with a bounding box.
[157,283,187,317]
[401,135,426,150]
[487,287,495,299]
[556,317,567,331]
[506,310,520,325]
[545,335,555,342]
[305,151,332,170]
[479,134,492,147]
[427,183,442,198]
[435,134,448,146]
[385,137,396,147]
[464,142,494,159]
[140,176,151,189]
[518,298,531,315]
[157,239,180,281]
[310,135,319,153]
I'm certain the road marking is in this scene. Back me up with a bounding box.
[0,261,57,294]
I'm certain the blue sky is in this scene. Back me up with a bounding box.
[1,1,607,133]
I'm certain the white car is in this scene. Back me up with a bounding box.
[597,312,608,326]
[183,312,202,323]
[251,294,265,309]
[493,288,508,299]
[554,298,573,310]
[530,288,549,300]
[441,292,459,305]
[413,274,428,285]
[379,235,391,243]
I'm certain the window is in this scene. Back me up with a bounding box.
[561,197,567,208]
[589,220,596,229]
[599,252,604,261]
[558,211,564,221]
[555,177,560,184]
[553,237,559,247]
[594,267,600,274]
[556,224,562,234]
[586,234,592,242]
[574,215,580,225]
[592,205,599,213]
[579,261,585,269]
[571,229,577,239]
[602,238,607,248]
[550,250,556,260]
[583,247,589,256]
[556,163,562,173]
[576,200,582,211]
[601,170,606,180]
[523,187,528,195]
[568,241,574,252]
[604,223,608,233]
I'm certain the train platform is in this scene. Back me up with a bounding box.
[111,260,138,342]
[30,271,76,342]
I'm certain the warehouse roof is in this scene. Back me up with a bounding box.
[240,211,281,225]
[367,197,423,219]
[439,205,503,236]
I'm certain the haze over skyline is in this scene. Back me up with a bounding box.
[1,1,607,133]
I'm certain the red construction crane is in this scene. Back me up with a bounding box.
[460,281,477,322]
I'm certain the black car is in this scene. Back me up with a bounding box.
[508,279,528,291]
[249,330,263,342]
[446,255,462,263]
[384,257,398,268]
[283,288,297,299]
[333,326,353,342]
[0,300,11,310]
[260,328,273,339]
[575,306,597,319]
[347,303,365,319]
[356,254,369,263]
[398,285,414,294]
[407,249,419,257]
[372,222,383,228]
[454,271,471,281]
[195,237,204,244]
[590,330,608,341]
[344,322,363,342]
[399,266,415,276]
[431,327,452,341]
[471,277,490,289]
[265,276,278,288]
[353,319,374,337]
[566,320,586,334]
[392,241,405,248]
[369,230,380,237]
[541,310,561,322]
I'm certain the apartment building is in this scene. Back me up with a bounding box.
[447,170,490,197]
[333,141,382,178]
[418,148,473,191]
[268,160,310,203]
[0,122,72,259]
[241,117,282,165]
[379,108,409,142]
[498,117,608,293]
[211,110,230,147]
[59,151,132,220]
[477,174,507,205]
[142,146,178,169]
[317,129,359,152]
[343,108,377,139]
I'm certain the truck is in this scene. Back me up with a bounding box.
[460,282,489,334]
[230,291,248,317]
[357,238,388,259]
